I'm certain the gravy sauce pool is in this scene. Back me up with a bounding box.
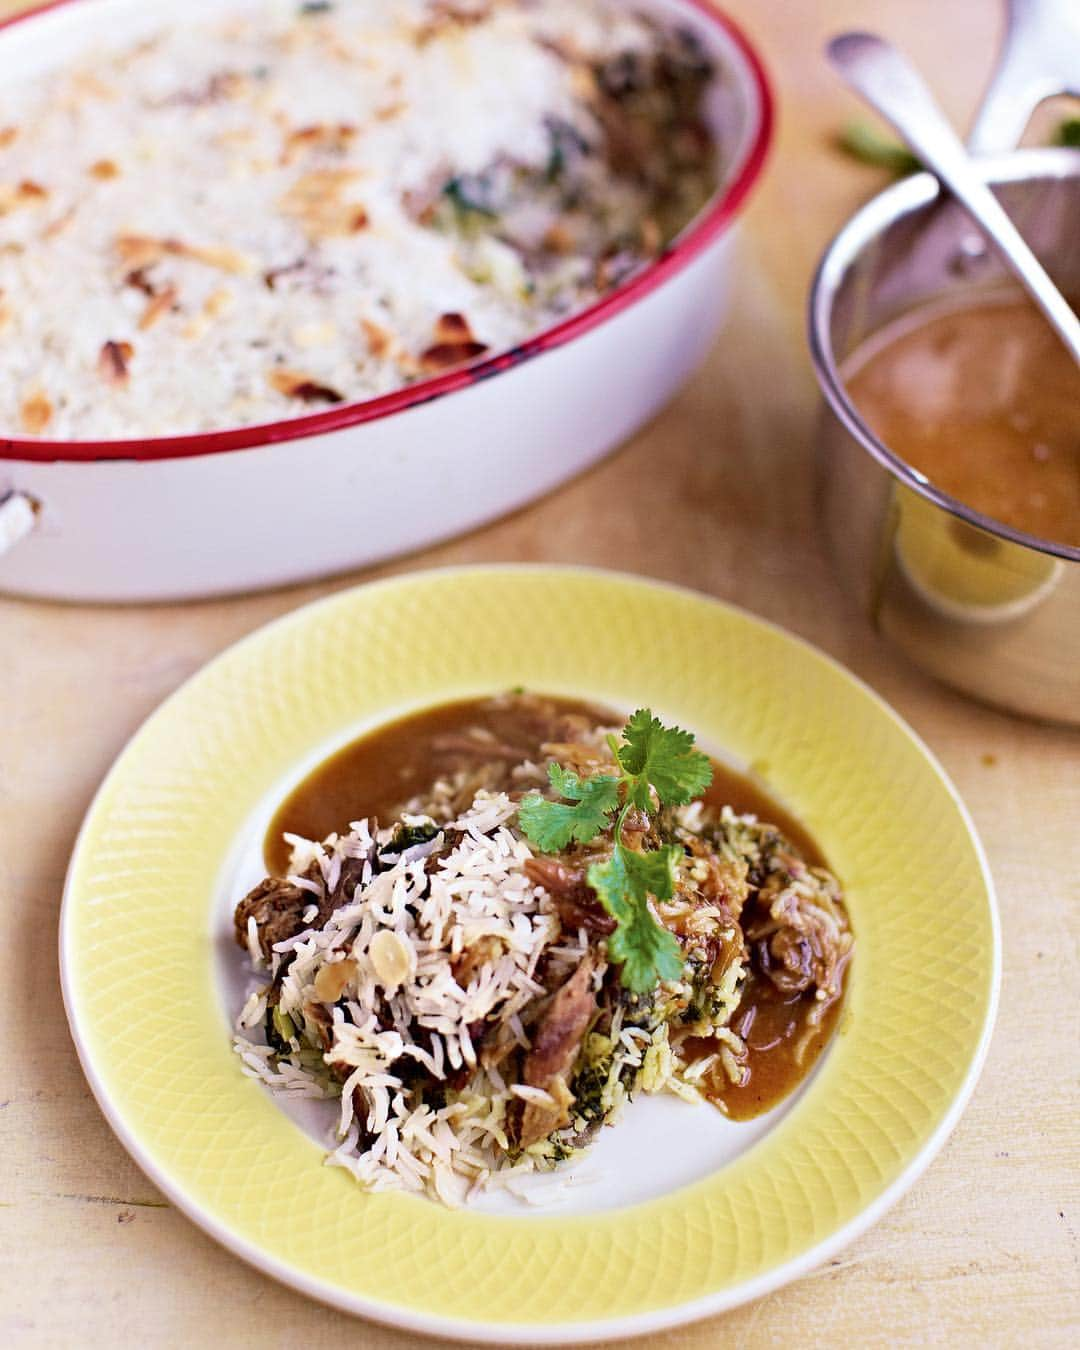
[266,695,847,1121]
[843,293,1080,549]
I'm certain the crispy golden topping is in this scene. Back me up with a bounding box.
[203,287,234,319]
[433,311,475,344]
[418,312,488,373]
[97,338,134,384]
[281,121,358,164]
[373,99,407,122]
[267,367,345,403]
[41,206,77,240]
[278,168,368,239]
[114,233,255,275]
[137,284,178,331]
[413,1,493,46]
[419,340,489,374]
[88,158,120,180]
[360,315,393,358]
[19,385,53,433]
[0,179,48,215]
[68,70,117,102]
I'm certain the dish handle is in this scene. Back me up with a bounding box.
[0,491,38,558]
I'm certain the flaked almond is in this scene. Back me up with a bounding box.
[433,311,475,344]
[70,70,117,101]
[42,206,76,240]
[374,100,407,122]
[313,957,357,1003]
[414,0,492,46]
[181,314,210,342]
[203,286,234,318]
[179,240,256,274]
[98,338,134,384]
[418,339,488,374]
[281,121,357,164]
[115,233,254,275]
[451,935,504,987]
[279,167,361,206]
[360,316,393,359]
[267,367,344,403]
[279,169,368,239]
[89,158,120,180]
[0,126,18,149]
[0,179,48,215]
[369,929,411,992]
[138,284,178,330]
[20,385,52,434]
[116,233,166,269]
[173,286,232,337]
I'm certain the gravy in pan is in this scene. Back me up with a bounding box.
[844,293,1080,549]
[266,695,848,1121]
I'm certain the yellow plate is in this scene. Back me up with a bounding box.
[61,567,999,1342]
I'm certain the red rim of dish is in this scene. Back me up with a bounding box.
[0,0,774,464]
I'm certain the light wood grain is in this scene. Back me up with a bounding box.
[1,1,1078,1345]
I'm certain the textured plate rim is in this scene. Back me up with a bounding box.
[59,564,1001,1344]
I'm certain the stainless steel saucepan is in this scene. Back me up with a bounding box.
[810,150,1080,724]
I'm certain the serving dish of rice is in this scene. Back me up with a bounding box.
[0,0,772,601]
[1,0,717,439]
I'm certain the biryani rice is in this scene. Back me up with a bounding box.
[233,706,852,1208]
[0,0,719,438]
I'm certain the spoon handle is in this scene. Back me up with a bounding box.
[969,0,1080,155]
[828,31,1080,368]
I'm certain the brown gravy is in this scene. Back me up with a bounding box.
[844,293,1080,549]
[266,695,846,1120]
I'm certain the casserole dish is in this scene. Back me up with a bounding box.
[0,0,772,601]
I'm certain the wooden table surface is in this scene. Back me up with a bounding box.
[2,1,1077,1344]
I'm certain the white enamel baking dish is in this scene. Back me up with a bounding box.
[0,0,772,601]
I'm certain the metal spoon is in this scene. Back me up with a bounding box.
[827,30,1080,368]
[969,0,1080,154]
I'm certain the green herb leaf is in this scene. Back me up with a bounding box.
[837,119,921,176]
[616,708,713,809]
[588,845,684,993]
[1055,117,1080,149]
[517,709,707,992]
[518,764,620,852]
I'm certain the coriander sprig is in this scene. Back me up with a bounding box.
[518,710,712,993]
[838,114,1080,177]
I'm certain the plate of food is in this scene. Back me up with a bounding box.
[60,566,999,1341]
